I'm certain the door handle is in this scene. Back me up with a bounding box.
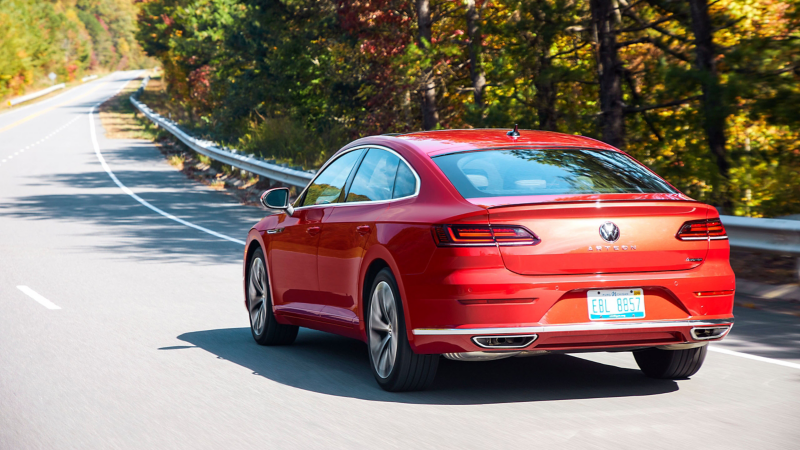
[306,226,322,236]
[356,225,371,236]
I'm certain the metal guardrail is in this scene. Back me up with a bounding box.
[129,76,315,188]
[721,215,800,255]
[8,83,66,106]
[82,75,98,82]
[128,77,800,272]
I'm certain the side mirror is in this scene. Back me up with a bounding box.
[261,187,294,216]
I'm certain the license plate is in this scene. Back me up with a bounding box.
[587,288,645,320]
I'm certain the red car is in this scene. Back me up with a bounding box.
[243,128,735,392]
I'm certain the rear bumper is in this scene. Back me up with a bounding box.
[411,317,733,354]
[401,252,735,354]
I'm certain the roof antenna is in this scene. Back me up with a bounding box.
[507,124,520,137]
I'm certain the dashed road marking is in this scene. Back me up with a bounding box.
[17,286,61,310]
[0,115,82,168]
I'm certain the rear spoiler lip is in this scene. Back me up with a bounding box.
[479,198,702,210]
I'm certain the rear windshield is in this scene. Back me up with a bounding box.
[433,149,677,198]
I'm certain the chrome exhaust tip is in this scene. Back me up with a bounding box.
[690,326,731,341]
[472,334,538,349]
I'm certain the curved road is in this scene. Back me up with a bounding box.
[1,71,798,449]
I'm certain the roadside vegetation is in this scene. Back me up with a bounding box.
[134,0,799,217]
[0,0,153,103]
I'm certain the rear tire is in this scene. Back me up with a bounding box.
[247,248,298,346]
[367,268,439,392]
[633,345,707,379]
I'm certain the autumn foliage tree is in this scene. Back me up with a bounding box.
[135,0,800,217]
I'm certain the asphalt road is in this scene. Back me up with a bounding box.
[1,71,798,449]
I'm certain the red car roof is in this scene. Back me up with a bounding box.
[392,129,619,156]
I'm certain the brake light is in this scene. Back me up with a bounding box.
[432,225,539,246]
[676,218,728,241]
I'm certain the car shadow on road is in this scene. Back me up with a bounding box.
[174,327,678,405]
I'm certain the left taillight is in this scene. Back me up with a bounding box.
[432,224,539,247]
[676,218,728,241]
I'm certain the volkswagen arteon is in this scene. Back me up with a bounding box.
[243,128,735,391]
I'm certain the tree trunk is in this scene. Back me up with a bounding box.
[591,0,625,149]
[417,0,439,130]
[534,54,558,131]
[688,0,729,179]
[466,0,486,109]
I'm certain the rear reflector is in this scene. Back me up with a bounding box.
[694,290,735,297]
[676,218,728,241]
[432,225,539,247]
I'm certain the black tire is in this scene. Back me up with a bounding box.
[247,248,298,346]
[366,268,439,392]
[633,345,707,379]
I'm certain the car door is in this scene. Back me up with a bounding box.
[269,149,365,319]
[317,147,411,326]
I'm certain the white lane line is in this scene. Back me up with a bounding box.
[709,346,800,370]
[89,105,246,246]
[17,286,61,310]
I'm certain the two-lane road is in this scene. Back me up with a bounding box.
[1,71,798,449]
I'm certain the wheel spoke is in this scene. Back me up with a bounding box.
[378,336,392,375]
[381,284,395,324]
[257,302,265,332]
[369,298,390,332]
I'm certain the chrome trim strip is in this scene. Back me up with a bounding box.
[679,236,729,241]
[292,144,421,211]
[412,318,734,336]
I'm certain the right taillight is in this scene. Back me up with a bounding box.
[676,218,728,241]
[432,224,539,247]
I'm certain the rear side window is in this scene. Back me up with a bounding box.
[346,149,400,203]
[433,149,676,198]
[302,149,364,206]
[392,162,417,199]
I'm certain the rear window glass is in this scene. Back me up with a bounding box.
[433,149,676,198]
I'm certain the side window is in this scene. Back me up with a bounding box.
[346,149,400,203]
[301,149,364,207]
[392,161,417,198]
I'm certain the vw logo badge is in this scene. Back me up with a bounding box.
[599,222,620,243]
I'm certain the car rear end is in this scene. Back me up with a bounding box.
[402,146,735,365]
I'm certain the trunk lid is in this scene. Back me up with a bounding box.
[488,201,710,275]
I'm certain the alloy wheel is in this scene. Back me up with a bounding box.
[368,281,399,378]
[248,258,267,336]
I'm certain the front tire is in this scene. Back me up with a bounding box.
[633,345,707,379]
[367,268,439,392]
[247,248,298,346]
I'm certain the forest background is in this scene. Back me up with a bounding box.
[0,0,152,99]
[3,1,799,217]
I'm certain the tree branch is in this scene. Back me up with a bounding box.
[618,15,676,33]
[548,41,591,59]
[617,37,651,48]
[624,95,700,113]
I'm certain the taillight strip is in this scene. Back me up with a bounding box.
[676,218,728,241]
[432,224,540,247]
